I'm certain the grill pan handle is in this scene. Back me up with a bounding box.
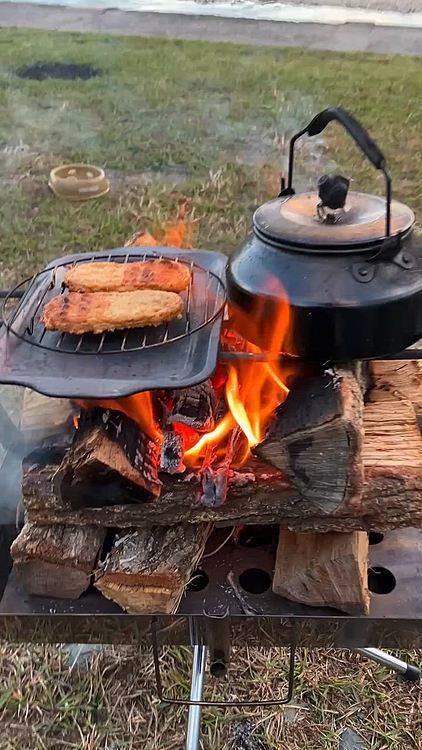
[281,106,392,237]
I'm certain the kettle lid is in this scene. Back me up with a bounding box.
[253,190,415,252]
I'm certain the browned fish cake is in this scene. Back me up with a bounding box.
[42,290,184,335]
[64,259,190,294]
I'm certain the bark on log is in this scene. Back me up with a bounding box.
[11,522,105,598]
[273,529,370,615]
[95,523,211,613]
[255,366,367,514]
[58,408,161,507]
[22,382,422,532]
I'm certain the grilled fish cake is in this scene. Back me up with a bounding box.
[64,259,190,294]
[42,290,184,335]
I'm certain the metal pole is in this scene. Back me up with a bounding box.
[185,644,207,750]
[356,648,420,682]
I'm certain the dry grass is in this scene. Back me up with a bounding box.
[0,644,420,749]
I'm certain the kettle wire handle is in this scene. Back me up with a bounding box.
[282,106,392,237]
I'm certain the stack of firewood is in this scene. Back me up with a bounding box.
[11,359,422,615]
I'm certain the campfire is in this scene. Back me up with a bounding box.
[71,325,291,508]
[7,107,422,622]
[12,207,422,620]
[63,202,291,510]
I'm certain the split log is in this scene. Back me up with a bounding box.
[95,524,211,613]
[362,399,422,470]
[273,529,369,615]
[11,522,105,598]
[255,365,367,513]
[368,360,422,415]
[22,377,422,532]
[57,408,161,508]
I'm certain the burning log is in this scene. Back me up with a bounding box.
[57,408,161,507]
[200,464,230,507]
[11,522,105,599]
[95,523,211,613]
[168,380,217,432]
[255,365,367,514]
[198,428,243,507]
[273,529,370,615]
[22,364,422,532]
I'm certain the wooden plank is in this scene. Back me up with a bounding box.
[11,522,106,599]
[273,529,369,615]
[95,523,211,613]
[255,366,366,513]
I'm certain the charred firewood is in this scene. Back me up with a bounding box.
[199,428,244,507]
[160,428,185,474]
[56,408,162,508]
[169,380,217,432]
[200,464,231,507]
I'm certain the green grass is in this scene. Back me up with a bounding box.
[0,29,420,282]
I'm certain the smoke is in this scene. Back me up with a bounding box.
[0,385,24,526]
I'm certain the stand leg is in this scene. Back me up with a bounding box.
[185,645,207,750]
[355,648,420,682]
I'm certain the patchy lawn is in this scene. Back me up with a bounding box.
[0,29,420,283]
[0,644,420,749]
[0,27,420,750]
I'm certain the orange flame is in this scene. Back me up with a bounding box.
[76,392,162,443]
[185,285,290,466]
[78,208,290,471]
[125,200,193,249]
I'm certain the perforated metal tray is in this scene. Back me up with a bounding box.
[0,248,227,399]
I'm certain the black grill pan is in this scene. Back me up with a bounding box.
[0,248,227,399]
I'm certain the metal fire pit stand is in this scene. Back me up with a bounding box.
[150,620,419,750]
[0,280,421,750]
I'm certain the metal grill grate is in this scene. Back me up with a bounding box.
[3,252,226,356]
